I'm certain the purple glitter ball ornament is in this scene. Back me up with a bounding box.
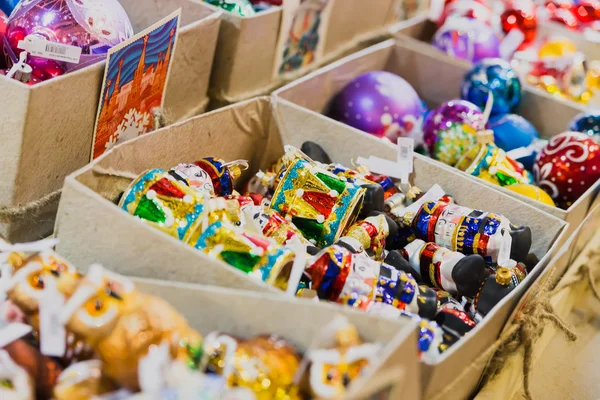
[5,0,133,82]
[423,99,486,165]
[432,16,500,63]
[330,71,426,143]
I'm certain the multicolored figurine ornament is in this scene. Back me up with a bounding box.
[461,59,522,117]
[569,110,600,137]
[193,221,297,290]
[330,71,426,143]
[170,158,248,197]
[401,239,490,297]
[306,316,381,398]
[392,198,532,264]
[435,308,477,350]
[422,99,485,165]
[534,131,600,209]
[342,213,390,261]
[4,0,133,83]
[270,149,365,247]
[473,266,522,321]
[416,319,444,362]
[204,0,256,16]
[60,265,203,391]
[201,332,301,398]
[455,131,534,187]
[432,16,500,63]
[53,360,118,400]
[500,0,537,48]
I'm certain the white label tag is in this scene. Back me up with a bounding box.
[286,237,307,297]
[397,138,414,185]
[506,146,534,160]
[18,36,82,64]
[39,277,66,357]
[91,389,133,400]
[402,184,446,215]
[497,229,512,266]
[0,322,32,348]
[428,0,445,21]
[584,28,600,43]
[500,29,525,60]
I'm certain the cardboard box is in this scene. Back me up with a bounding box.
[202,0,402,104]
[55,96,567,400]
[274,39,596,236]
[0,0,221,242]
[133,277,421,399]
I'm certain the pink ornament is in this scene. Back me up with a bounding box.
[534,132,600,209]
[4,0,133,82]
[0,10,6,69]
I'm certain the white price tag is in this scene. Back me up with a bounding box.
[583,28,600,43]
[0,322,32,348]
[397,137,414,185]
[499,29,525,60]
[497,229,512,267]
[39,277,66,357]
[286,237,307,297]
[355,156,404,180]
[402,184,446,215]
[506,146,534,160]
[18,36,82,64]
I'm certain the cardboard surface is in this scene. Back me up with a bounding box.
[134,278,421,399]
[56,96,566,400]
[274,38,596,239]
[0,0,220,242]
[204,0,401,103]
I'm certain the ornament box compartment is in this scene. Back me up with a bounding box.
[55,96,566,400]
[273,39,596,237]
[132,277,421,399]
[392,16,599,102]
[198,0,401,104]
[0,0,221,242]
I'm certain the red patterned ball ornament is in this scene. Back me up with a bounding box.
[534,132,600,209]
[438,0,492,26]
[501,0,537,47]
[572,0,600,23]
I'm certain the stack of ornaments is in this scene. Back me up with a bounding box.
[329,64,600,210]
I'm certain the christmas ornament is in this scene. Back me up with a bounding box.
[390,197,532,263]
[416,319,444,362]
[489,113,539,152]
[435,308,477,350]
[270,152,365,247]
[54,360,118,400]
[342,213,389,260]
[0,0,18,16]
[473,266,523,320]
[461,58,522,116]
[401,238,490,297]
[330,71,425,143]
[455,134,534,186]
[537,38,577,58]
[569,110,600,136]
[437,0,492,26]
[60,265,203,391]
[0,10,6,67]
[572,0,600,23]
[306,317,380,399]
[432,16,501,63]
[544,0,581,29]
[422,99,485,165]
[170,158,248,197]
[534,131,600,208]
[505,183,557,206]
[194,221,297,290]
[500,0,537,48]
[201,332,301,398]
[204,0,256,16]
[4,0,133,82]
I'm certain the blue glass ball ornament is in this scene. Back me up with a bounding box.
[0,0,19,16]
[489,114,539,152]
[461,58,522,117]
[569,111,600,137]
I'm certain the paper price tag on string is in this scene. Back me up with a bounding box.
[497,229,513,267]
[17,36,81,64]
[39,276,66,357]
[286,237,307,297]
[396,137,414,185]
[499,29,525,60]
[402,184,446,215]
[355,138,414,185]
[0,322,32,348]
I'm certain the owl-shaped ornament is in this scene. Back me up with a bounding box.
[201,332,302,399]
[305,317,381,399]
[60,265,203,391]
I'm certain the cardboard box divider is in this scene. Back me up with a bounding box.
[133,277,421,399]
[0,0,221,242]
[202,0,403,104]
[55,96,567,400]
[274,38,598,237]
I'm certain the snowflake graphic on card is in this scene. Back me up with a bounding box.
[105,108,151,151]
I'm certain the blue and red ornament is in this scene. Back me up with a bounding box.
[569,110,600,136]
[330,71,426,143]
[489,113,539,152]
